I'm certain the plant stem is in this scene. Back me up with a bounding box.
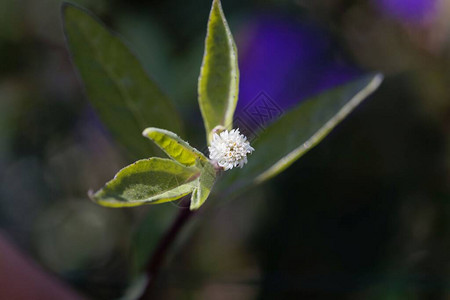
[138,197,195,299]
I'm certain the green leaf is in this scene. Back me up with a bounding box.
[89,158,199,207]
[198,0,239,143]
[190,159,216,210]
[142,127,207,167]
[62,3,183,159]
[232,74,383,187]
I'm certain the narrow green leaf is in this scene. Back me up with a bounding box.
[198,0,239,143]
[62,3,183,159]
[89,158,199,207]
[232,74,383,187]
[142,127,207,167]
[190,159,216,210]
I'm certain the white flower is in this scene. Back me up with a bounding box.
[208,128,254,170]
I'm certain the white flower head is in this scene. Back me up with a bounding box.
[208,128,254,171]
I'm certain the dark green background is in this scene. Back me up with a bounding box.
[1,0,449,299]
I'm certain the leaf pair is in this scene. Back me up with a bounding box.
[89,128,215,210]
[143,128,215,210]
[196,0,383,192]
[63,4,217,210]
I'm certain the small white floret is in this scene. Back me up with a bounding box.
[208,128,254,171]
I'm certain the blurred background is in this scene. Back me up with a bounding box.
[1,0,450,299]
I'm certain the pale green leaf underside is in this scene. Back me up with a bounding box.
[198,0,239,143]
[231,74,383,188]
[141,128,216,210]
[142,127,207,167]
[89,158,199,207]
[63,3,183,159]
[190,159,216,210]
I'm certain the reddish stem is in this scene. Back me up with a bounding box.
[138,197,195,299]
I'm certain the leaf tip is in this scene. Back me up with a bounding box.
[61,1,81,17]
[363,73,384,97]
[189,188,200,210]
[373,73,384,86]
[211,0,224,11]
[60,1,73,11]
[87,189,99,203]
[61,2,72,24]
[142,127,151,137]
[142,127,162,137]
